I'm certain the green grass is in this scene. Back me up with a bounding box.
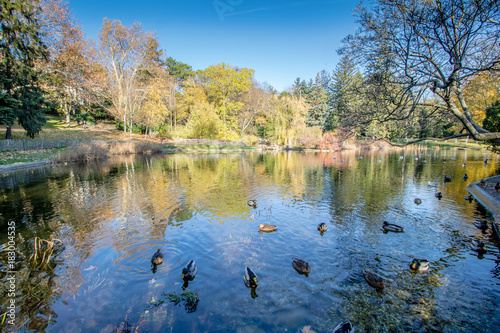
[0,148,65,165]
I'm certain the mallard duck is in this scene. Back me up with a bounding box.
[317,223,327,232]
[244,266,258,288]
[363,269,384,290]
[292,258,311,275]
[471,240,487,252]
[151,249,164,265]
[435,192,443,199]
[495,183,500,192]
[409,259,429,272]
[474,220,488,230]
[463,173,468,180]
[332,321,354,333]
[382,221,404,232]
[444,176,452,183]
[182,260,197,281]
[479,179,487,188]
[259,223,277,232]
[464,195,473,202]
[414,198,422,205]
[461,163,466,167]
[247,200,258,207]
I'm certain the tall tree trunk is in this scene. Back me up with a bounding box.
[5,126,12,139]
[123,113,127,137]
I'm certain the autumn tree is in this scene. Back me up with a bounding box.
[238,81,270,139]
[39,0,99,127]
[341,0,500,141]
[1,0,49,139]
[199,63,254,139]
[98,18,160,138]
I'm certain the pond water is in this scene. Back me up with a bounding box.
[1,147,500,332]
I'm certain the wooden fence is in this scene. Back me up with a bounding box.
[0,139,83,152]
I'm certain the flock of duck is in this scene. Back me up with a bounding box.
[147,170,489,332]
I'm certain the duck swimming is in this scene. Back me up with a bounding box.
[317,223,327,232]
[409,259,429,272]
[259,223,277,232]
[414,198,422,205]
[151,249,164,265]
[363,269,384,290]
[182,260,197,281]
[471,240,487,252]
[382,221,404,232]
[444,176,452,183]
[474,220,488,230]
[435,192,443,199]
[244,266,258,288]
[292,258,311,275]
[247,200,258,207]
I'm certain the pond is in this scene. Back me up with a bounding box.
[1,147,500,332]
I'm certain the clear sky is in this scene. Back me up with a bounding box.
[67,0,359,92]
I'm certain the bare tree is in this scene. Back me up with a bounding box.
[98,18,156,137]
[341,0,500,141]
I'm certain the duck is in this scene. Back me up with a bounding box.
[464,195,473,202]
[382,221,404,232]
[409,259,429,272]
[474,220,488,230]
[471,240,487,252]
[495,183,500,192]
[463,173,468,180]
[461,163,466,167]
[332,321,354,333]
[363,269,384,290]
[435,192,443,199]
[317,223,327,232]
[414,198,422,205]
[444,176,452,183]
[247,199,257,207]
[259,223,277,232]
[182,260,197,281]
[151,249,164,265]
[479,179,487,188]
[292,258,311,275]
[244,266,258,288]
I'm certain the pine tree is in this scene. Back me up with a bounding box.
[0,0,49,139]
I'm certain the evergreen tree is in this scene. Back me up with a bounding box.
[329,55,362,131]
[305,73,330,130]
[0,0,49,139]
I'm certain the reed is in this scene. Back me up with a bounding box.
[55,141,109,163]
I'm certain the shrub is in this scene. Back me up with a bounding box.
[296,127,322,148]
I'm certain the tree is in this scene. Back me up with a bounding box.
[239,81,270,138]
[341,0,500,141]
[305,73,330,130]
[0,0,49,139]
[39,0,98,127]
[329,55,363,132]
[199,63,254,139]
[98,18,159,138]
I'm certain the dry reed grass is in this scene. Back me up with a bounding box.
[108,141,164,155]
[55,141,109,163]
[55,141,164,163]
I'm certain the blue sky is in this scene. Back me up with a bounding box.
[67,0,359,91]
